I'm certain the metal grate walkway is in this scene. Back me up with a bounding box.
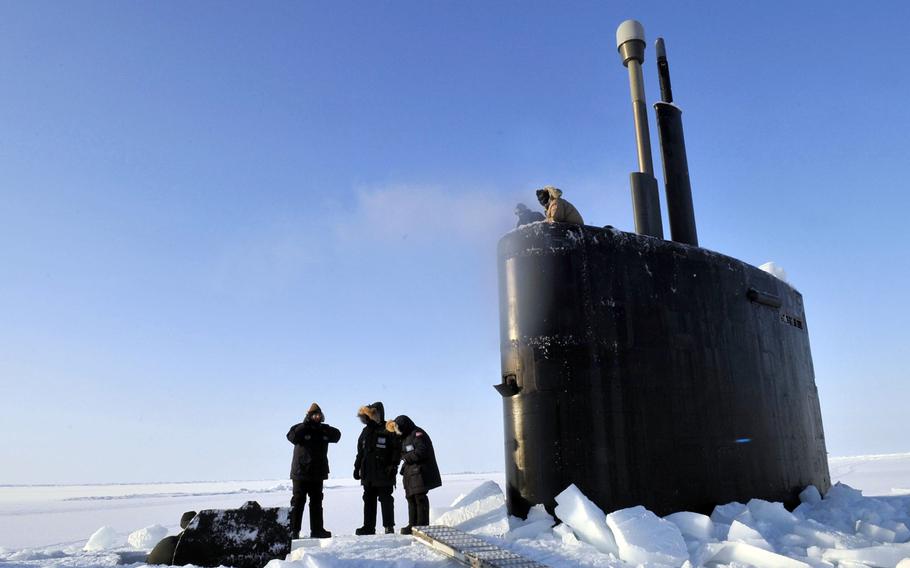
[411,526,549,568]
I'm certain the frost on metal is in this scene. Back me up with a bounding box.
[172,501,292,568]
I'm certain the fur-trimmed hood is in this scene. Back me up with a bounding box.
[387,415,416,436]
[543,185,562,200]
[536,185,583,225]
[358,402,385,423]
[304,402,324,423]
[536,185,563,204]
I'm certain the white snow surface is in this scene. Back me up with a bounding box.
[2,454,910,567]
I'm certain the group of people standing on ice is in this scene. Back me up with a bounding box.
[286,402,441,539]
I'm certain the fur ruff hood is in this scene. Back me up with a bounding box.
[387,415,416,436]
[358,402,384,423]
[304,402,324,423]
[543,185,563,200]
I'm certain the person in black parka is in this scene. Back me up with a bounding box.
[287,402,341,539]
[386,415,441,535]
[353,402,400,535]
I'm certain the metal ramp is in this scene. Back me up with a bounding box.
[412,526,548,568]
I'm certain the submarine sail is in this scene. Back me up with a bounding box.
[496,21,830,518]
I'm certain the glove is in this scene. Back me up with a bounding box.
[353,468,361,480]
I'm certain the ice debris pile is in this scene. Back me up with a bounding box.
[417,480,910,567]
[545,481,910,567]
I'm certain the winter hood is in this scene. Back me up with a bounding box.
[358,402,385,423]
[543,185,563,200]
[388,415,416,436]
[305,402,324,422]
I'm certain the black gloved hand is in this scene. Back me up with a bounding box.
[353,468,361,480]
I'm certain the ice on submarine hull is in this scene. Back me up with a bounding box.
[495,223,831,518]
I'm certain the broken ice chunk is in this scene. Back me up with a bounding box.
[711,501,748,526]
[728,520,773,551]
[779,533,809,547]
[794,518,873,549]
[820,541,910,567]
[506,505,555,541]
[856,520,898,543]
[664,511,715,541]
[707,541,811,567]
[429,506,452,523]
[747,498,799,527]
[434,481,510,536]
[553,484,618,554]
[505,519,556,541]
[84,526,122,551]
[606,505,688,566]
[526,504,552,522]
[799,485,823,505]
[825,482,863,503]
[552,522,580,545]
[882,520,910,543]
[127,524,168,550]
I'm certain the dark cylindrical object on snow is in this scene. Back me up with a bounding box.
[496,224,830,518]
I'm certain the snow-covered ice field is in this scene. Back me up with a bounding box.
[1,454,908,567]
[0,474,502,566]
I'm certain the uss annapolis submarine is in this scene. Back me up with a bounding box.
[495,20,831,518]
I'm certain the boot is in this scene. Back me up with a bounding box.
[400,526,412,535]
[355,526,375,536]
[384,526,395,534]
[289,506,304,541]
[308,492,329,539]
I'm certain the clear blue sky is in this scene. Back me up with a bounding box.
[1,1,908,484]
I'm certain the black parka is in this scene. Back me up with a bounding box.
[390,415,442,497]
[354,402,400,487]
[287,414,341,481]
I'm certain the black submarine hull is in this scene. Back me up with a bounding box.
[497,223,830,517]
